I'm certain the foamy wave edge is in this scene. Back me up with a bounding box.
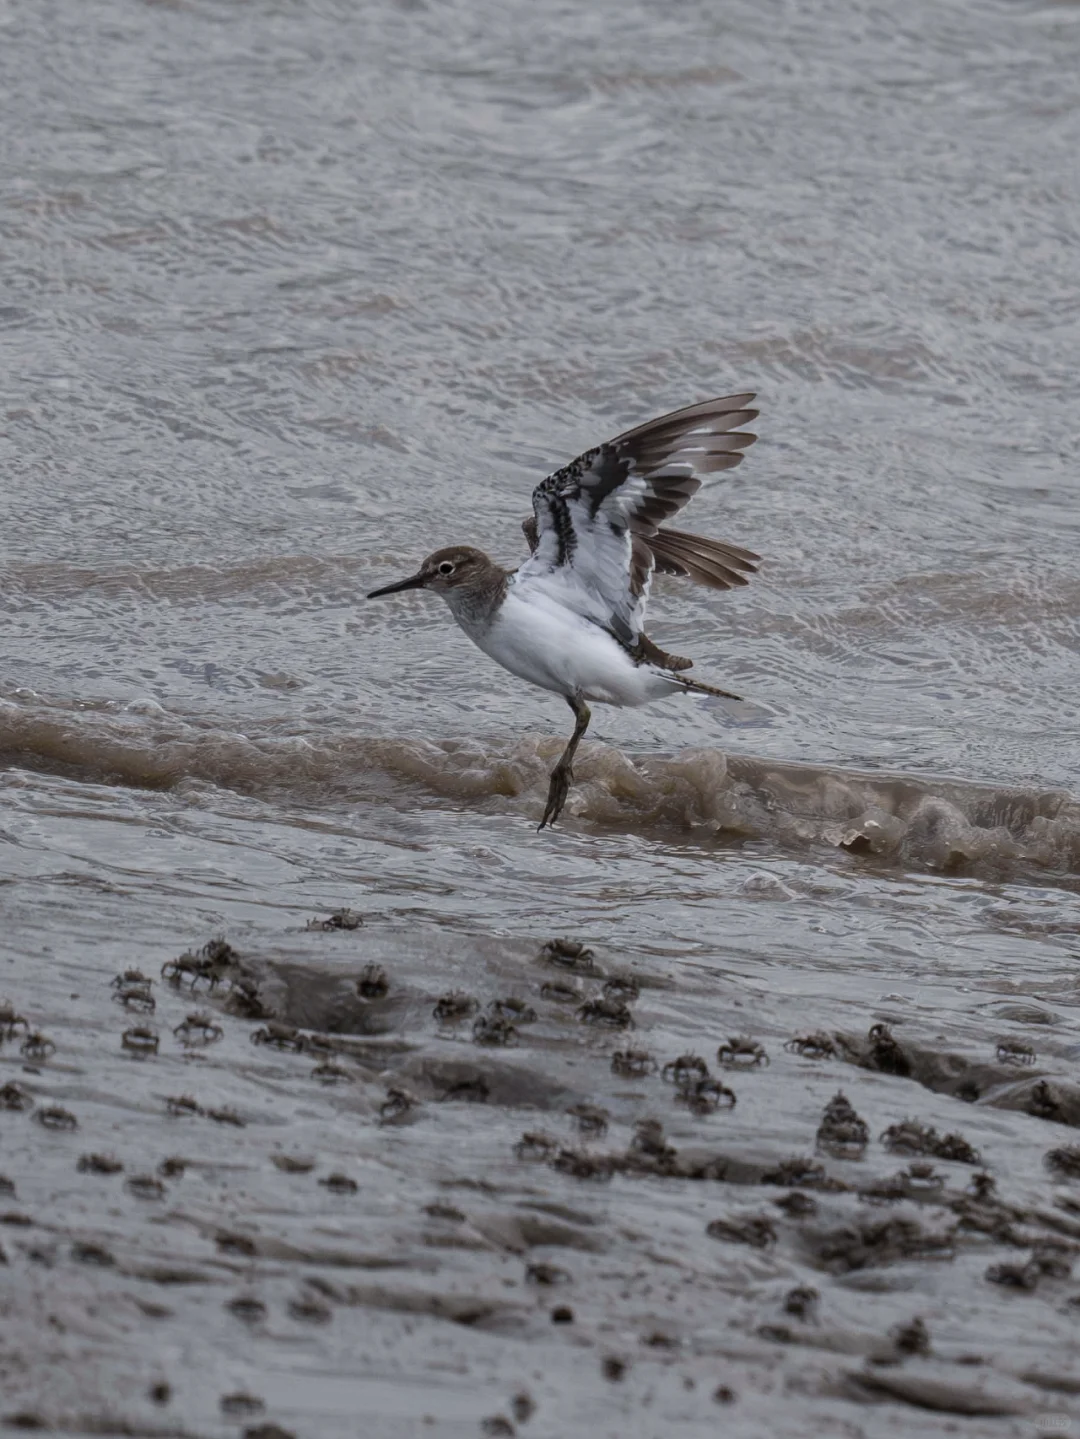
[1,700,1077,879]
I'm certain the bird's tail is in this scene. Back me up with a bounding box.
[671,673,742,702]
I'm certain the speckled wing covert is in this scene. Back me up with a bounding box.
[516,393,760,648]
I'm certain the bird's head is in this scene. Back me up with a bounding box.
[367,546,497,600]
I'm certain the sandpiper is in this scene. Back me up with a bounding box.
[368,392,760,829]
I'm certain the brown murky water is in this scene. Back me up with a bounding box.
[3,0,1080,1434]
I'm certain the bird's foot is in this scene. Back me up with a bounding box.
[538,762,573,831]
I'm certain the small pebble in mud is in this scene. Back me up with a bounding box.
[148,1382,171,1405]
[514,1131,559,1162]
[602,1356,628,1382]
[424,1202,465,1222]
[611,1048,656,1078]
[127,1174,166,1201]
[891,1316,931,1355]
[473,1014,518,1047]
[77,1153,123,1175]
[0,1177,14,1197]
[550,1305,574,1323]
[0,1082,33,1111]
[996,1038,1036,1066]
[716,1036,769,1069]
[357,963,389,999]
[221,1393,266,1418]
[676,1076,737,1116]
[706,1214,776,1250]
[71,1241,115,1267]
[319,1173,358,1195]
[1029,1080,1061,1119]
[816,1092,869,1159]
[436,1075,490,1103]
[880,1119,980,1165]
[252,1022,305,1051]
[432,989,480,1022]
[510,1392,535,1424]
[967,1171,996,1199]
[122,1025,159,1057]
[207,1106,245,1127]
[603,973,640,1004]
[713,1386,736,1405]
[173,1011,223,1046]
[159,1157,186,1178]
[662,1053,709,1085]
[526,1261,571,1286]
[243,1425,297,1439]
[577,996,634,1029]
[1046,1147,1080,1179]
[783,1285,819,1320]
[864,1023,911,1077]
[785,1031,836,1060]
[308,908,362,931]
[227,1296,267,1324]
[288,1296,332,1324]
[162,939,239,990]
[567,1103,609,1137]
[0,1001,30,1039]
[34,1105,77,1131]
[488,996,537,1024]
[379,1087,419,1123]
[217,1231,258,1257]
[539,938,600,974]
[480,1417,515,1437]
[271,1154,315,1174]
[311,1063,353,1084]
[540,978,583,1003]
[112,980,155,1013]
[986,1260,1040,1290]
[20,1032,55,1062]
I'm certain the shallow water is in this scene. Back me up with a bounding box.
[3,0,1080,1434]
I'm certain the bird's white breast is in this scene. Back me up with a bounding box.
[454,586,678,708]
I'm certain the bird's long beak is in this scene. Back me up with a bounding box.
[367,571,427,599]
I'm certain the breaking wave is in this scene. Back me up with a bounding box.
[1,695,1077,881]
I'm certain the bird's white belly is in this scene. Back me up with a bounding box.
[461,590,677,707]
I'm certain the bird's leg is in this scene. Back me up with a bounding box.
[539,696,591,831]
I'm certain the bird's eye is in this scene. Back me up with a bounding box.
[438,561,454,575]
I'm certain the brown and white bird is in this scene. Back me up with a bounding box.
[368,392,760,829]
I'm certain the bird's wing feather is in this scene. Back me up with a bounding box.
[514,393,757,644]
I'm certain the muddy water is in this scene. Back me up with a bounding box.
[3,0,1080,1434]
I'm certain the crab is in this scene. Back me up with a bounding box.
[379,1087,419,1123]
[784,1031,836,1060]
[20,1032,55,1061]
[308,908,362,931]
[514,1131,559,1162]
[487,996,537,1023]
[996,1038,1036,1067]
[432,990,479,1022]
[173,1012,223,1047]
[539,938,600,974]
[356,963,389,999]
[122,1026,160,1057]
[676,1077,736,1116]
[716,1036,768,1069]
[251,1022,305,1051]
[472,1014,518,1047]
[577,997,634,1029]
[662,1053,709,1085]
[566,1103,610,1137]
[0,1001,30,1040]
[603,973,640,1004]
[611,1048,656,1078]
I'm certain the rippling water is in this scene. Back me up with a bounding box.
[3,0,1080,1434]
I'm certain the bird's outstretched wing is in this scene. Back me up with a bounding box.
[514,393,759,648]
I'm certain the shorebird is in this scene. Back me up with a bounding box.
[367,392,760,829]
